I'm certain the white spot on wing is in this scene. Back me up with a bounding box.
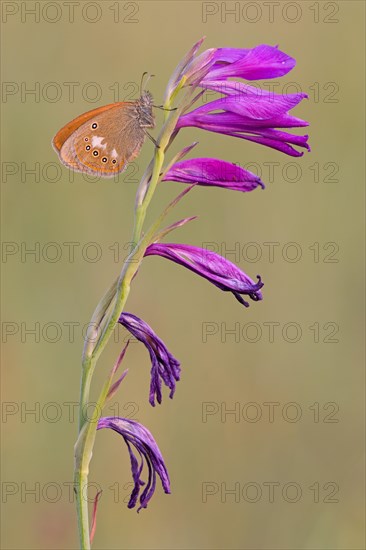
[92,136,107,150]
[111,148,118,158]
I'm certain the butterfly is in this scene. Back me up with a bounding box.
[52,81,157,177]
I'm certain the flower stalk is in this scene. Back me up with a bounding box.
[69,39,309,549]
[73,80,199,548]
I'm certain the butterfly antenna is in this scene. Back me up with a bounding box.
[140,72,148,95]
[144,74,155,90]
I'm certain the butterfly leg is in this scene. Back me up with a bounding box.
[144,130,160,148]
[153,104,177,112]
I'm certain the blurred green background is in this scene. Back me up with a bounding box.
[1,1,365,548]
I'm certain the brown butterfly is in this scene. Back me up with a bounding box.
[52,85,157,178]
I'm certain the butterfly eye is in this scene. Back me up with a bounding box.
[91,123,97,129]
[86,145,91,151]
[93,150,99,156]
[102,157,107,163]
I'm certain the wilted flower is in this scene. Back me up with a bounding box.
[163,157,264,191]
[119,313,180,406]
[97,416,170,511]
[145,243,263,307]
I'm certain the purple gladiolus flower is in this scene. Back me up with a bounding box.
[163,157,265,191]
[145,243,263,307]
[203,44,297,81]
[97,416,170,511]
[171,43,310,158]
[200,81,308,119]
[177,82,309,157]
[119,313,180,407]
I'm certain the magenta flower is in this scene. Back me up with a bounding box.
[199,80,308,121]
[97,416,170,511]
[164,43,309,191]
[119,313,180,406]
[145,243,263,307]
[177,82,309,157]
[163,157,264,191]
[202,44,297,81]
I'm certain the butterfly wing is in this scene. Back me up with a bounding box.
[52,103,120,153]
[53,103,147,177]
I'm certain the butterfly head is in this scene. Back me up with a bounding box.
[141,90,153,106]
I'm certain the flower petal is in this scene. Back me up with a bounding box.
[163,158,264,191]
[119,313,181,406]
[97,417,170,511]
[205,44,296,80]
[196,82,308,120]
[145,243,263,307]
[177,111,309,157]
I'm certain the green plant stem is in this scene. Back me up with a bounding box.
[73,250,142,549]
[74,337,132,549]
[73,91,183,549]
[74,422,95,550]
[74,471,91,549]
[73,74,199,548]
